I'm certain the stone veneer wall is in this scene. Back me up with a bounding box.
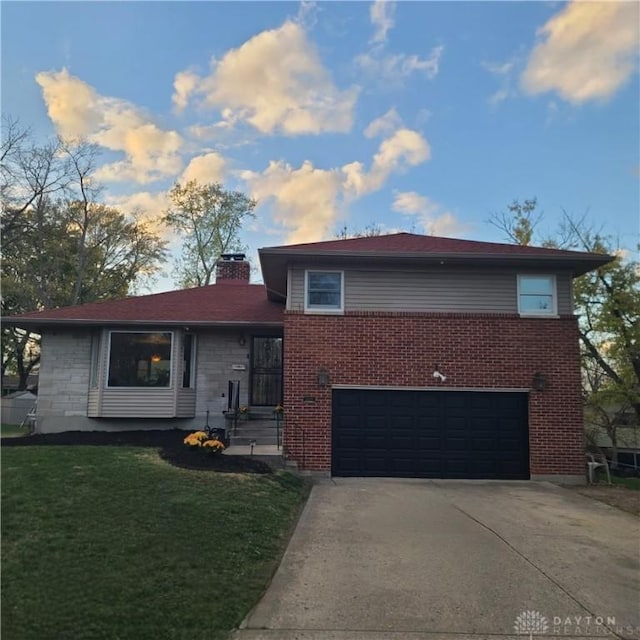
[35,328,254,432]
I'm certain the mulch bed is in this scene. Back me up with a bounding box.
[1,430,274,474]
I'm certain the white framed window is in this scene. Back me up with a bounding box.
[304,270,344,313]
[107,331,173,387]
[182,333,196,389]
[517,275,557,316]
[89,332,101,389]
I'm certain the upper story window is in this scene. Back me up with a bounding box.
[305,270,344,313]
[107,331,173,387]
[517,275,557,316]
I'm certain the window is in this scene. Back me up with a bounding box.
[305,271,344,313]
[89,333,100,389]
[182,333,196,388]
[518,275,557,315]
[107,332,172,387]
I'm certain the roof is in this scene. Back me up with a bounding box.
[259,232,614,301]
[3,283,284,329]
[4,232,614,326]
[262,232,610,257]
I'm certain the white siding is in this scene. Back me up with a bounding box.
[288,266,574,315]
[87,389,100,417]
[98,388,176,418]
[176,389,196,417]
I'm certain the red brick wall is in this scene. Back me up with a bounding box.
[215,259,250,283]
[282,311,584,477]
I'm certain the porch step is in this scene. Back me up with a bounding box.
[228,418,281,446]
[223,444,282,456]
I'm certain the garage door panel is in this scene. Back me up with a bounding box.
[498,437,522,452]
[417,436,441,451]
[362,417,386,430]
[332,389,529,479]
[389,435,415,449]
[471,437,495,451]
[363,435,386,449]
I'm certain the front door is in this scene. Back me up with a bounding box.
[250,336,283,406]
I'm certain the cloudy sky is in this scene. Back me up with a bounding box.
[2,0,639,290]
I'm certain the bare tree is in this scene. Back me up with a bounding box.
[1,120,168,389]
[335,223,385,239]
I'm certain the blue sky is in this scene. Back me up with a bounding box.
[2,1,639,290]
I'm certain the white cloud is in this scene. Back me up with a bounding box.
[180,152,226,184]
[392,190,466,237]
[344,128,430,197]
[488,88,511,106]
[187,109,242,141]
[482,55,520,107]
[106,190,171,238]
[36,68,183,184]
[364,108,403,138]
[172,70,200,113]
[356,45,443,83]
[370,0,396,44]
[521,0,640,103]
[295,1,319,29]
[362,128,431,194]
[482,60,515,76]
[242,127,431,243]
[35,68,102,139]
[185,20,357,135]
[242,160,344,244]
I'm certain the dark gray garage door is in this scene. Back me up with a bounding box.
[332,389,530,479]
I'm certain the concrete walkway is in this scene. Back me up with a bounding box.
[233,479,639,640]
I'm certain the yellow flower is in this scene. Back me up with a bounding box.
[184,433,205,446]
[202,439,225,450]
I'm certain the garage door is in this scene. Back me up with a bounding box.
[332,389,529,479]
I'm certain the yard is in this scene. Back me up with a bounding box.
[1,444,309,640]
[567,474,640,516]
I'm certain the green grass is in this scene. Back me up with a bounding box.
[611,475,640,490]
[1,446,309,640]
[1,423,29,437]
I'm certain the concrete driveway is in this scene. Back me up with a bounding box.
[233,480,639,640]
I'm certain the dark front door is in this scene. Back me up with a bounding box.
[250,337,283,406]
[332,389,529,479]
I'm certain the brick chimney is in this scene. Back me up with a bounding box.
[215,253,250,284]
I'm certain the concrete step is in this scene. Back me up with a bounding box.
[230,435,281,446]
[224,444,282,456]
[229,424,282,436]
[227,417,282,446]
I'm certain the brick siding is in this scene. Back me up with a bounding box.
[215,259,250,283]
[283,311,584,476]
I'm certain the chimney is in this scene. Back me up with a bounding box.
[215,253,250,284]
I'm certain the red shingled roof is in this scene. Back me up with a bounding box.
[6,283,283,326]
[263,232,605,258]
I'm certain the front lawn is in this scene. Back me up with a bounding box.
[1,446,309,640]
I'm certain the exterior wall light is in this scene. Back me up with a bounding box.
[238,335,246,346]
[532,372,548,391]
[317,368,330,388]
